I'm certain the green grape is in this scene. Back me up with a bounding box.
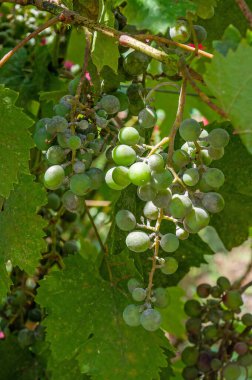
[126,83,145,115]
[112,166,131,187]
[48,116,68,133]
[169,194,192,219]
[152,169,173,190]
[196,283,211,298]
[143,201,159,220]
[140,308,162,331]
[112,145,136,166]
[100,65,120,93]
[234,342,248,355]
[241,313,252,326]
[34,120,52,150]
[184,207,210,233]
[223,290,243,310]
[179,119,201,142]
[46,145,65,164]
[208,309,222,323]
[147,154,165,172]
[28,308,42,322]
[185,318,201,334]
[18,329,35,348]
[126,231,150,252]
[128,162,151,186]
[123,304,141,327]
[105,168,125,190]
[54,103,69,117]
[60,95,73,109]
[193,25,207,42]
[217,276,231,291]
[62,190,81,213]
[57,132,70,148]
[137,183,157,201]
[152,287,169,308]
[207,128,229,148]
[152,188,172,208]
[86,168,104,190]
[113,91,129,111]
[238,352,252,366]
[115,210,136,231]
[182,366,198,380]
[198,177,214,192]
[73,161,85,174]
[181,346,199,366]
[210,358,222,371]
[176,227,189,240]
[182,168,199,186]
[200,149,213,166]
[202,192,225,213]
[63,240,80,255]
[169,20,191,43]
[47,192,61,210]
[202,168,225,189]
[223,363,241,380]
[184,300,201,317]
[132,287,146,302]
[44,165,65,190]
[161,257,178,275]
[203,325,218,339]
[95,115,108,129]
[138,107,157,129]
[127,278,141,293]
[70,173,91,196]
[99,94,120,114]
[208,146,224,160]
[67,135,82,150]
[172,149,190,168]
[160,233,179,253]
[78,120,89,131]
[118,126,140,146]
[123,51,150,76]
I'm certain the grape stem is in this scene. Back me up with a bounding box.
[235,0,252,28]
[146,209,163,302]
[240,279,252,293]
[147,137,170,157]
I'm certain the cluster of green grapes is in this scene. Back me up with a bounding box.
[107,118,229,330]
[182,277,252,380]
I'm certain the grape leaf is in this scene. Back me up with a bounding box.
[36,253,172,380]
[48,357,90,380]
[213,25,241,56]
[204,41,252,154]
[191,0,218,19]
[0,86,34,198]
[0,174,47,299]
[91,0,119,73]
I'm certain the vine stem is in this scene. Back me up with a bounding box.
[240,280,252,293]
[235,0,252,28]
[146,209,163,302]
[0,15,60,68]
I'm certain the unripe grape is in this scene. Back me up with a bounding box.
[176,227,189,240]
[112,145,136,166]
[207,128,229,148]
[203,324,218,339]
[115,210,136,231]
[160,233,179,253]
[143,201,159,220]
[208,309,222,323]
[62,190,81,213]
[152,188,172,208]
[182,168,199,187]
[217,276,231,291]
[114,91,129,111]
[223,290,243,310]
[86,168,104,190]
[54,103,69,117]
[185,318,201,334]
[147,154,165,172]
[127,278,141,293]
[161,257,178,275]
[128,162,151,186]
[67,135,82,150]
[132,287,146,302]
[184,207,210,233]
[223,363,241,380]
[140,308,162,331]
[202,192,225,213]
[179,119,201,142]
[137,184,157,201]
[210,358,222,371]
[234,342,248,355]
[238,352,252,366]
[46,145,65,165]
[202,168,225,189]
[99,94,120,114]
[70,173,91,196]
[200,149,213,166]
[57,132,70,148]
[196,283,211,298]
[193,25,207,43]
[170,20,190,43]
[123,304,141,326]
[198,177,214,192]
[181,346,199,366]
[44,165,65,190]
[182,366,198,380]
[126,231,150,252]
[152,287,169,308]
[48,116,68,133]
[169,194,192,219]
[241,313,252,326]
[78,119,89,130]
[211,285,222,298]
[123,51,150,76]
[118,126,140,146]
[47,192,61,210]
[172,149,190,168]
[184,300,201,317]
[208,146,225,160]
[197,351,212,373]
[138,107,157,129]
[222,310,233,321]
[105,168,125,190]
[152,169,173,190]
[112,166,131,187]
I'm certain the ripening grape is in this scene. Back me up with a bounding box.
[184,207,210,233]
[151,169,173,190]
[143,201,159,220]
[217,276,231,291]
[238,352,252,367]
[118,126,140,146]
[115,210,136,231]
[137,184,157,201]
[67,135,82,150]
[161,257,178,275]
[86,168,104,190]
[179,119,201,142]
[241,313,252,326]
[182,168,199,186]
[172,149,190,168]
[44,165,65,190]
[169,194,192,219]
[184,300,202,317]
[105,168,125,190]
[99,94,120,114]
[112,166,131,187]
[176,227,189,240]
[128,162,151,186]
[46,145,65,165]
[62,190,81,213]
[160,233,179,253]
[223,363,241,380]
[112,145,136,166]
[202,168,225,189]
[152,287,169,308]
[138,107,157,129]
[123,304,141,327]
[207,128,229,148]
[211,285,222,298]
[147,154,165,172]
[208,146,224,160]
[132,287,146,302]
[181,346,199,366]
[197,351,213,373]
[70,173,91,196]
[126,231,150,252]
[169,20,190,43]
[47,192,61,210]
[140,308,162,331]
[202,192,225,213]
[123,51,150,76]
[223,290,243,310]
[193,25,207,42]
[234,342,248,355]
[152,188,172,208]
[127,278,141,293]
[196,283,211,298]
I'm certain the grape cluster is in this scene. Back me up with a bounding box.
[182,277,252,380]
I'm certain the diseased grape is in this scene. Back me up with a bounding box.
[172,149,190,168]
[184,300,201,317]
[223,290,243,310]
[67,135,82,150]
[86,168,104,190]
[99,94,120,114]
[202,192,225,213]
[62,190,81,213]
[208,146,224,160]
[169,194,192,219]
[123,51,150,76]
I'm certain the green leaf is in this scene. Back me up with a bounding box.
[191,0,218,19]
[213,25,241,55]
[0,86,34,198]
[204,41,252,154]
[37,253,172,380]
[48,357,90,380]
[91,0,119,73]
[0,174,47,299]
[124,0,196,34]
